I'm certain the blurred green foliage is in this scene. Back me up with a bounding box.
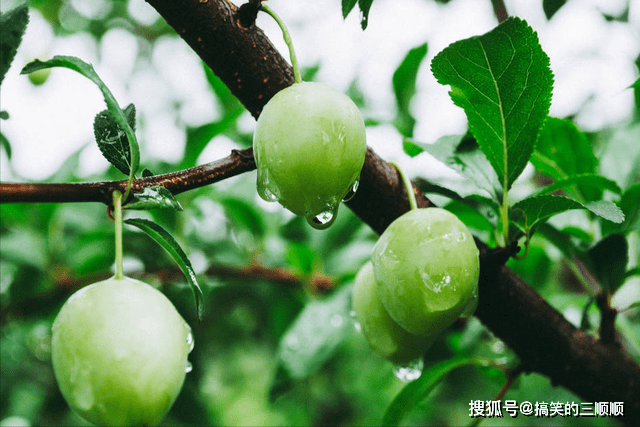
[1,0,639,426]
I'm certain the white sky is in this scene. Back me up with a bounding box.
[1,0,639,182]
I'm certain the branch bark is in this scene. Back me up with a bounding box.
[143,1,640,421]
[1,0,638,422]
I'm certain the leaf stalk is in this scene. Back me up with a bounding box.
[260,4,302,84]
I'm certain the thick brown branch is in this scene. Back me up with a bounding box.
[1,0,638,422]
[145,0,293,118]
[144,1,640,421]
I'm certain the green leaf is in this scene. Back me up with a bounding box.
[0,3,29,86]
[124,186,183,211]
[543,0,568,20]
[533,117,601,200]
[533,118,597,177]
[1,132,11,159]
[124,218,204,320]
[408,134,501,199]
[511,194,625,234]
[343,0,374,29]
[402,140,423,158]
[584,200,625,224]
[393,43,428,137]
[431,17,554,191]
[604,182,640,234]
[94,104,136,176]
[358,0,374,29]
[21,56,140,181]
[588,234,628,293]
[341,0,358,18]
[276,283,354,379]
[535,173,622,201]
[381,358,482,426]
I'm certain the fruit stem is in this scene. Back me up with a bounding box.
[113,190,124,280]
[260,4,302,84]
[389,161,418,211]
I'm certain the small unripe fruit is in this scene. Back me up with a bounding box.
[253,82,366,229]
[51,276,193,427]
[353,262,434,364]
[372,208,479,336]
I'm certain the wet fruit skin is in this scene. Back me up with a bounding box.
[253,81,366,229]
[51,276,193,427]
[371,208,479,337]
[353,262,435,364]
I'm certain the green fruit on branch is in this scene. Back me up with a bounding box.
[371,208,479,336]
[353,261,435,364]
[51,276,194,427]
[253,81,366,229]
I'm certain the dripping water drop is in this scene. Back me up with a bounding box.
[308,208,336,229]
[393,358,424,382]
[185,361,193,373]
[342,178,360,202]
[186,332,195,353]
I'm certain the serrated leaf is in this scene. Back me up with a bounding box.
[124,218,204,320]
[21,56,139,180]
[533,117,601,200]
[408,135,501,199]
[431,17,554,191]
[381,358,482,426]
[124,186,183,211]
[512,195,625,235]
[535,173,622,200]
[603,182,640,234]
[584,200,625,224]
[94,104,136,175]
[0,3,29,86]
[534,118,597,177]
[393,43,428,137]
[588,234,628,293]
[276,284,354,379]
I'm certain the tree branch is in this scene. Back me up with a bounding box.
[145,1,640,420]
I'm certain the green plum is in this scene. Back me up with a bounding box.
[371,208,479,336]
[253,82,366,229]
[51,276,193,427]
[353,262,435,364]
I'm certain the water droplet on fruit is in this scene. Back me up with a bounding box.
[330,314,344,328]
[256,168,279,202]
[186,332,195,353]
[349,310,362,332]
[342,178,360,202]
[307,206,337,230]
[257,181,278,202]
[286,335,301,350]
[393,358,424,382]
[461,286,479,317]
[185,361,193,373]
